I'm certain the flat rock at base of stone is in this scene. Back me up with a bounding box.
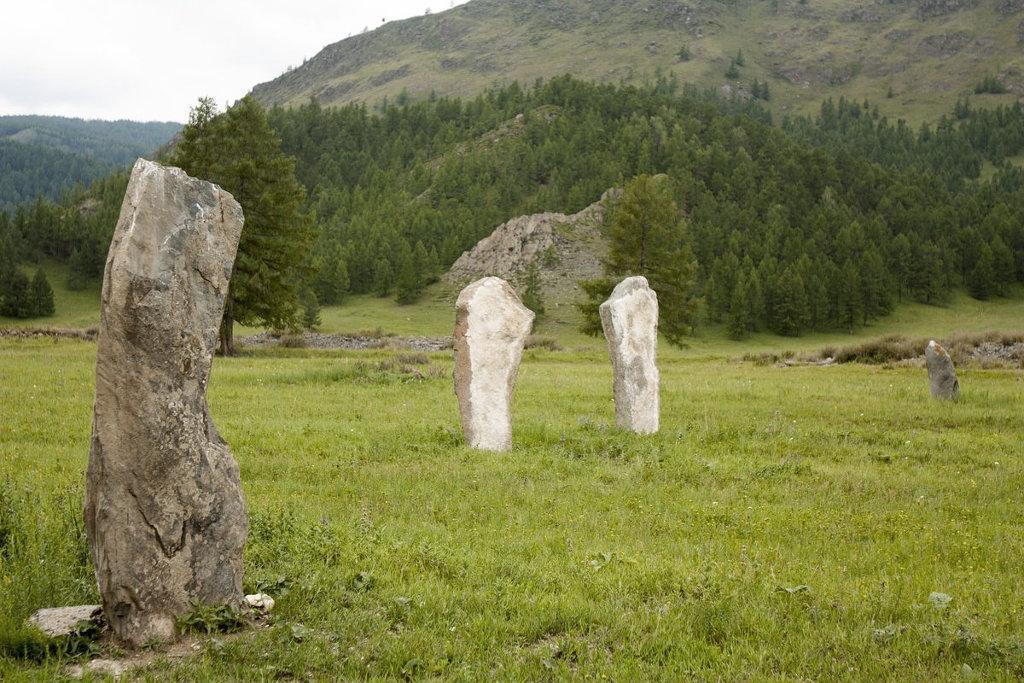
[28,605,103,638]
[83,159,248,647]
[454,277,535,452]
[600,277,660,435]
[926,340,961,400]
[66,659,130,680]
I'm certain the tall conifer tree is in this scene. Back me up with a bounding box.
[170,96,313,354]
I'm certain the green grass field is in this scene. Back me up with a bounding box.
[1,306,1023,678]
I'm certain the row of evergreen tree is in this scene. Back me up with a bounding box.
[3,76,1024,339]
[783,97,1024,189]
[0,265,54,319]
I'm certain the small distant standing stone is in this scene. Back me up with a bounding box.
[453,277,535,451]
[600,277,660,434]
[83,159,248,646]
[926,340,960,400]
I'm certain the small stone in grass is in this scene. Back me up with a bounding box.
[28,605,102,638]
[245,593,275,612]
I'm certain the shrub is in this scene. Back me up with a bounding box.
[280,334,307,348]
[975,75,1008,95]
[525,335,562,351]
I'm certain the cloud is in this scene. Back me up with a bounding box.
[0,0,468,122]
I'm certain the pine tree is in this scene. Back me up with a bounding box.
[745,266,765,332]
[520,262,546,316]
[170,96,313,355]
[990,236,1015,295]
[836,259,864,333]
[301,288,321,331]
[908,240,943,304]
[585,174,699,345]
[372,258,394,297]
[769,268,808,337]
[394,242,421,305]
[311,242,350,305]
[967,244,997,300]
[30,268,55,317]
[860,247,893,323]
[0,271,31,318]
[727,272,750,339]
[412,241,432,285]
[890,234,912,303]
[706,252,740,322]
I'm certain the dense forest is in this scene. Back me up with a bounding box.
[3,77,1024,336]
[0,116,179,211]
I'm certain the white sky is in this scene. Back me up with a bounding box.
[1,1,469,123]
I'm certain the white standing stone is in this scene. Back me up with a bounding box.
[926,340,961,400]
[600,277,660,434]
[83,159,247,646]
[453,277,534,451]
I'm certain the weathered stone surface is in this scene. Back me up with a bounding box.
[600,277,660,434]
[445,190,618,311]
[28,605,102,638]
[453,277,534,451]
[84,159,247,646]
[926,340,961,400]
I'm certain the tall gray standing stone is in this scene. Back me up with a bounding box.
[600,277,660,434]
[453,277,534,452]
[83,159,247,646]
[926,339,961,400]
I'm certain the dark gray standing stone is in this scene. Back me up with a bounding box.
[926,340,961,400]
[83,159,247,646]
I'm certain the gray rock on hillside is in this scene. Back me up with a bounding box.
[925,340,961,400]
[445,190,619,310]
[83,159,248,646]
[453,277,535,452]
[600,277,660,434]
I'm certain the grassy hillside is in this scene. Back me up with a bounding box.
[251,0,1024,124]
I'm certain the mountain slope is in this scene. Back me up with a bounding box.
[251,0,1023,123]
[0,116,180,211]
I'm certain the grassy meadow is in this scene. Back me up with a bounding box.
[1,281,1023,679]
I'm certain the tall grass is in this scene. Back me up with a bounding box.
[0,480,96,663]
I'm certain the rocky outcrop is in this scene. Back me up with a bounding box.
[926,340,961,400]
[84,159,247,646]
[453,277,534,452]
[445,191,616,313]
[920,32,972,58]
[915,0,978,20]
[997,0,1024,15]
[600,277,660,435]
